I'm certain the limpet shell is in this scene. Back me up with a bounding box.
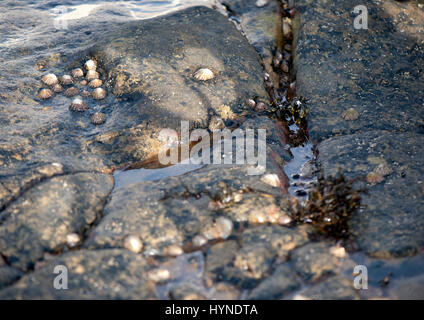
[69,97,88,112]
[147,269,170,283]
[164,244,184,256]
[366,172,384,185]
[81,90,91,98]
[60,75,73,86]
[38,88,53,100]
[66,233,80,248]
[341,108,359,121]
[53,84,64,93]
[92,87,106,100]
[192,235,208,247]
[193,68,214,81]
[64,87,80,97]
[260,173,280,187]
[41,73,58,86]
[84,59,97,71]
[90,112,107,125]
[86,70,99,81]
[123,235,143,253]
[88,79,102,88]
[71,68,84,78]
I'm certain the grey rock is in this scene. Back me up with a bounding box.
[291,242,340,283]
[318,131,424,258]
[295,275,359,300]
[248,264,299,299]
[0,249,155,299]
[293,0,424,142]
[206,240,239,274]
[0,173,113,271]
[0,266,24,290]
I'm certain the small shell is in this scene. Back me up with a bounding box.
[193,68,214,81]
[86,70,99,81]
[69,97,88,112]
[41,73,58,86]
[248,210,268,225]
[71,68,84,78]
[330,246,347,258]
[208,116,225,131]
[60,75,73,86]
[215,217,233,239]
[366,172,384,185]
[255,0,269,7]
[123,235,143,253]
[247,98,256,108]
[255,101,267,111]
[341,108,359,121]
[278,214,292,226]
[261,173,280,187]
[81,90,91,98]
[64,87,80,97]
[66,233,80,248]
[84,59,97,71]
[90,112,107,125]
[374,163,392,177]
[148,269,170,283]
[53,84,64,93]
[164,244,184,256]
[38,88,53,100]
[192,235,208,247]
[80,80,88,86]
[92,87,106,100]
[88,79,103,88]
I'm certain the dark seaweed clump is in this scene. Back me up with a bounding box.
[292,171,367,239]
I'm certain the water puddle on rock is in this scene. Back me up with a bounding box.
[113,162,204,189]
[47,0,214,21]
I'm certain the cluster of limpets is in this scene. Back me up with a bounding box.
[38,59,107,125]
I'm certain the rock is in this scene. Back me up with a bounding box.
[206,241,238,275]
[0,249,156,299]
[93,6,267,128]
[0,266,24,290]
[234,245,275,279]
[293,0,424,142]
[247,264,299,299]
[0,173,113,271]
[318,131,424,258]
[85,116,292,254]
[291,242,340,283]
[216,0,282,86]
[294,276,359,300]
[0,6,268,184]
[240,225,309,260]
[0,162,64,212]
[390,275,424,300]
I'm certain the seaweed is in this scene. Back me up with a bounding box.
[292,170,367,239]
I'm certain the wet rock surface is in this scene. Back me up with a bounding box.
[318,131,424,258]
[0,249,156,299]
[0,173,113,271]
[0,5,267,179]
[1,0,423,300]
[293,0,424,298]
[221,0,283,85]
[294,0,424,142]
[294,275,359,300]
